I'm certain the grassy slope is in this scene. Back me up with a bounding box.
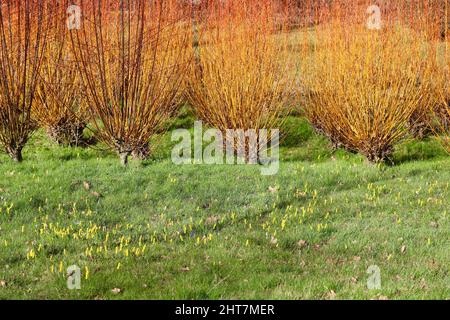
[0,118,448,300]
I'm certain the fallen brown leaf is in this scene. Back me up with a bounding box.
[206,216,219,225]
[268,186,278,193]
[297,240,308,248]
[111,288,121,294]
[91,191,102,198]
[420,278,428,288]
[270,236,278,245]
[327,290,337,299]
[83,181,91,191]
[430,221,438,228]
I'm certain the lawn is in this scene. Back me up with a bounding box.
[0,117,448,300]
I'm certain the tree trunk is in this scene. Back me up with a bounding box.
[46,120,86,147]
[132,143,151,161]
[7,147,23,162]
[119,152,129,167]
[365,145,393,164]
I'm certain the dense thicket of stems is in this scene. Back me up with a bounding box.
[0,0,50,161]
[34,0,87,147]
[288,0,449,34]
[0,0,446,163]
[70,0,191,165]
[434,1,449,151]
[298,0,446,162]
[442,1,449,149]
[186,0,298,156]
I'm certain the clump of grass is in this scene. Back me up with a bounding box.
[34,0,88,147]
[0,0,51,162]
[186,0,299,156]
[70,0,192,165]
[301,22,437,163]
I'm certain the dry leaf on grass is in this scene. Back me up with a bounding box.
[91,191,102,199]
[268,186,279,193]
[270,236,278,245]
[297,240,308,248]
[327,290,337,299]
[206,216,219,225]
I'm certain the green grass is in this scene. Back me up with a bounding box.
[0,118,448,300]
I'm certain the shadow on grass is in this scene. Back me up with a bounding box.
[392,137,448,165]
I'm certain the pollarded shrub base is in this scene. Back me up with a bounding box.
[46,119,87,147]
[4,142,25,162]
[132,143,151,161]
[7,148,23,162]
[364,145,394,164]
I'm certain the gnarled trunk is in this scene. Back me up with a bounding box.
[132,143,151,161]
[0,1,50,163]
[46,120,86,147]
[6,146,23,162]
[119,152,130,167]
[365,145,394,164]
